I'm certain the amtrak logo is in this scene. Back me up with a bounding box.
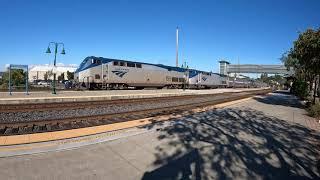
[112,70,128,78]
[202,77,207,81]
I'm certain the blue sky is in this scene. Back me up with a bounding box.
[0,0,319,72]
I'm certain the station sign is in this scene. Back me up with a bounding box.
[10,64,28,70]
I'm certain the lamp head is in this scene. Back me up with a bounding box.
[46,47,51,53]
[61,48,66,55]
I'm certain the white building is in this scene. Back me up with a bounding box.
[28,64,78,82]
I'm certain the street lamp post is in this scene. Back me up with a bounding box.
[46,42,65,94]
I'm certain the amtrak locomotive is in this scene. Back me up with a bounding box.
[74,56,252,89]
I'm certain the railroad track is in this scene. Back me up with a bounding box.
[0,90,261,112]
[0,93,226,112]
[0,89,270,136]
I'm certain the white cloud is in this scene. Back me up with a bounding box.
[0,64,9,71]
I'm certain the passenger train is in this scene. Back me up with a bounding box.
[74,56,255,89]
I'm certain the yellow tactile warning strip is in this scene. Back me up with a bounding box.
[0,97,253,146]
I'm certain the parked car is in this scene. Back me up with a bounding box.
[37,81,51,87]
[64,81,74,89]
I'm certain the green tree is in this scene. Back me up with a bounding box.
[284,28,320,102]
[67,71,74,80]
[260,73,268,83]
[44,71,53,81]
[44,72,48,81]
[292,80,309,99]
[0,69,26,89]
[281,53,301,78]
[58,73,65,81]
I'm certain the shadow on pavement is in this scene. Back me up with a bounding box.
[142,148,203,180]
[141,107,320,180]
[253,93,304,108]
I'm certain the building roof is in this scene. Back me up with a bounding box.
[219,60,230,64]
[29,64,78,73]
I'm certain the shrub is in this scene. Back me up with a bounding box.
[308,103,320,118]
[291,80,309,99]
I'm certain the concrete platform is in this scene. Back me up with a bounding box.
[0,93,319,180]
[0,88,267,104]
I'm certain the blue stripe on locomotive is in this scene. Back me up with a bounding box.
[75,56,186,73]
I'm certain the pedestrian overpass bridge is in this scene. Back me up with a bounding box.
[219,61,293,75]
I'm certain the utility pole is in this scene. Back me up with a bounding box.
[176,27,179,67]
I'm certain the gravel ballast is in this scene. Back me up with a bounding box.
[0,93,241,123]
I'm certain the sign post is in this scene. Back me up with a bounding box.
[9,65,11,95]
